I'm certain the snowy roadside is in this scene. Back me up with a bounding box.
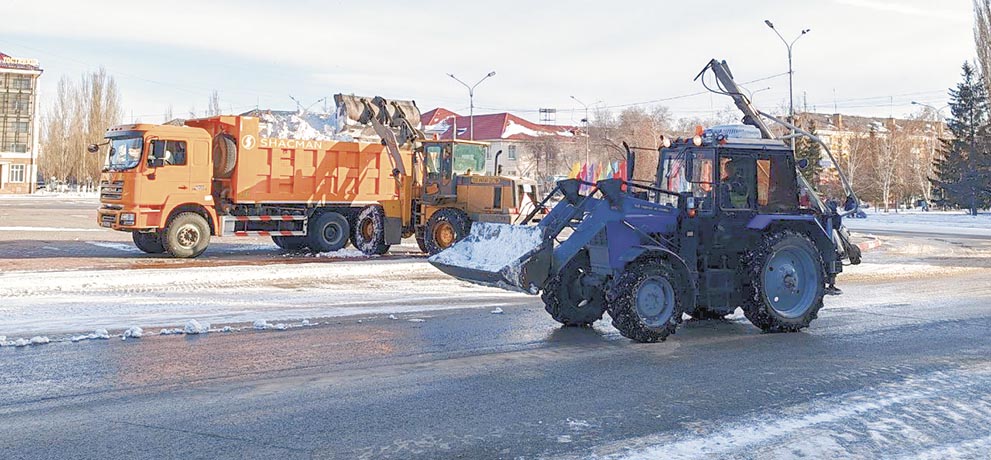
[846,210,991,238]
[0,258,532,339]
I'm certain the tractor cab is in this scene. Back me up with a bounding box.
[420,140,488,197]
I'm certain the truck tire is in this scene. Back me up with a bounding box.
[424,208,471,255]
[212,133,237,178]
[307,212,350,252]
[607,258,685,343]
[272,235,307,251]
[741,230,825,332]
[163,212,211,258]
[352,206,390,255]
[541,250,606,327]
[132,231,165,254]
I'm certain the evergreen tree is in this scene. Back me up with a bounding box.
[794,118,823,185]
[932,62,991,214]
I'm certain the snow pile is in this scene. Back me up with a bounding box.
[183,320,210,335]
[501,120,574,139]
[491,307,504,314]
[257,111,346,141]
[429,223,544,272]
[0,335,5,345]
[70,329,110,342]
[253,319,274,330]
[13,338,29,347]
[29,336,49,345]
[123,327,143,339]
[159,328,184,335]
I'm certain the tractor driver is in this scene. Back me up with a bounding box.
[719,159,752,209]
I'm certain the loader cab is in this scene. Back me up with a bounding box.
[421,140,488,197]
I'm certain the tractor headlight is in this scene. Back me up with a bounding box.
[120,213,136,226]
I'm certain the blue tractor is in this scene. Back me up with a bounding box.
[430,59,862,342]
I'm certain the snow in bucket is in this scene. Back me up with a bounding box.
[428,223,543,272]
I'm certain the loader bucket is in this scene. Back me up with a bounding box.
[428,223,552,294]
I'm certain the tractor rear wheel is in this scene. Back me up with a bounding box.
[742,230,825,332]
[607,258,685,343]
[132,231,165,254]
[424,208,471,255]
[541,251,606,327]
[351,206,390,255]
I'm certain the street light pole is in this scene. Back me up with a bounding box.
[448,71,496,141]
[912,101,949,206]
[765,20,810,151]
[570,96,600,165]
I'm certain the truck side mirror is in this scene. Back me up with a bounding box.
[87,144,100,154]
[797,158,810,170]
[149,140,166,168]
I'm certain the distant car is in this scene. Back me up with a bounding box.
[851,210,867,219]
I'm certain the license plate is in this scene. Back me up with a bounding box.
[101,222,112,228]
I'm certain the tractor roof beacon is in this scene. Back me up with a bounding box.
[430,59,862,343]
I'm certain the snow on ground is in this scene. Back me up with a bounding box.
[0,226,105,232]
[582,366,991,460]
[0,259,530,337]
[257,111,346,141]
[846,210,991,237]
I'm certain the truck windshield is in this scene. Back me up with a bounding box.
[452,143,487,175]
[105,137,144,171]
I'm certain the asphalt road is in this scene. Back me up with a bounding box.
[2,231,991,459]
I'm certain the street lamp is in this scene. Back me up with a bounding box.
[570,96,601,165]
[765,20,810,150]
[448,71,496,141]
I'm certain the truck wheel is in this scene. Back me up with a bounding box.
[307,212,350,252]
[742,231,825,332]
[272,236,307,251]
[352,206,390,255]
[687,307,732,320]
[541,250,606,327]
[132,231,165,254]
[212,134,237,178]
[415,232,428,253]
[607,258,685,343]
[163,212,210,258]
[424,208,471,255]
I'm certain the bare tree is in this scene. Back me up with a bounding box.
[208,90,221,116]
[39,76,77,183]
[975,0,991,97]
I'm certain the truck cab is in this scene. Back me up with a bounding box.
[96,124,214,234]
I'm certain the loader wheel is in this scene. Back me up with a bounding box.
[541,250,606,327]
[307,212,350,252]
[272,235,307,251]
[607,258,685,343]
[352,206,390,255]
[163,212,210,258]
[742,231,825,332]
[424,208,471,255]
[132,231,165,254]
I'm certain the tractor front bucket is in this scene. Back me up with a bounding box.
[428,223,552,294]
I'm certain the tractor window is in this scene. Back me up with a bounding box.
[757,156,799,213]
[719,155,756,210]
[149,140,187,166]
[452,143,487,175]
[661,151,689,193]
[690,150,715,211]
[425,145,442,179]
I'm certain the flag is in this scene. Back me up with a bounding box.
[568,162,581,179]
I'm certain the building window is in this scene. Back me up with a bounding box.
[9,164,25,183]
[15,121,29,134]
[508,144,517,160]
[13,77,32,90]
[8,143,27,153]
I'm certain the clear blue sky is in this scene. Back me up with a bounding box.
[1,0,975,125]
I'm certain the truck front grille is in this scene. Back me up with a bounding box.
[100,180,124,201]
[100,214,117,226]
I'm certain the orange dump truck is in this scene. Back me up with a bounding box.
[96,115,419,257]
[95,108,539,258]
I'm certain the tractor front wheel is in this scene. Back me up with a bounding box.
[163,212,210,258]
[742,230,825,332]
[541,250,606,327]
[607,258,685,343]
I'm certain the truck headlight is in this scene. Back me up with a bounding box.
[120,213,136,226]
